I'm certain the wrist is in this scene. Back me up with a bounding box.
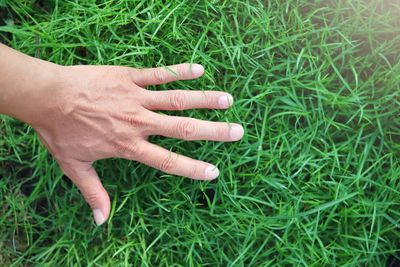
[19,61,65,127]
[0,45,64,126]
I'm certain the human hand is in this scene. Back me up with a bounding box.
[30,63,244,225]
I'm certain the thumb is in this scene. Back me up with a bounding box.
[60,161,111,226]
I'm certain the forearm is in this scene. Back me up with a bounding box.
[0,43,61,124]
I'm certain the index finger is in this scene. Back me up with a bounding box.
[132,63,204,86]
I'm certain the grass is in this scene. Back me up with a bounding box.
[1,0,400,266]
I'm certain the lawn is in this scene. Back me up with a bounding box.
[1,0,400,266]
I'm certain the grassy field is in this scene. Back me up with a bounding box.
[1,0,400,266]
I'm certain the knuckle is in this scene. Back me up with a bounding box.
[216,125,227,140]
[122,67,136,82]
[115,111,150,128]
[153,68,168,83]
[189,165,201,179]
[114,141,140,158]
[159,154,176,173]
[203,92,213,107]
[170,92,187,110]
[84,191,99,207]
[122,114,140,125]
[176,64,186,77]
[108,66,130,81]
[177,120,197,140]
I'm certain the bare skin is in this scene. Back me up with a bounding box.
[0,44,244,225]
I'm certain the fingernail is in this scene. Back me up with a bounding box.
[205,165,220,180]
[218,94,234,108]
[230,125,244,140]
[191,64,204,76]
[93,209,105,226]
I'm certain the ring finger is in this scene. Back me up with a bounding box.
[148,113,244,141]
